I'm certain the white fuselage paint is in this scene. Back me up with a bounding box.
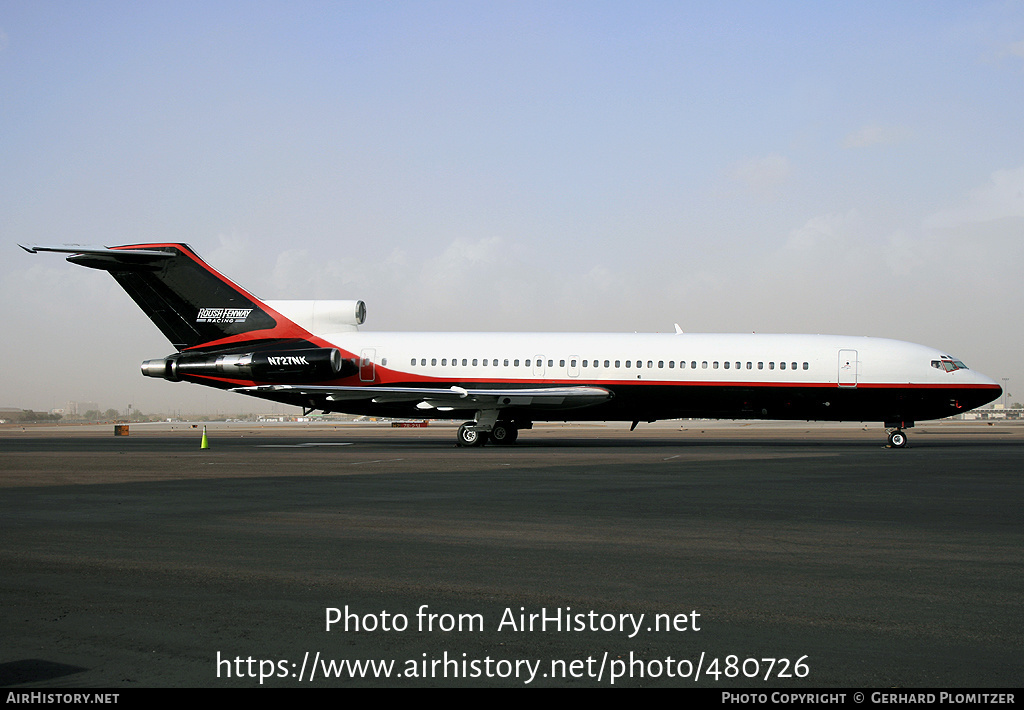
[317,331,994,390]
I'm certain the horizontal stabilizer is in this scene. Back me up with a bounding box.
[20,244,175,270]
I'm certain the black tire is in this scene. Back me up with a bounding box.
[888,430,907,448]
[490,422,519,446]
[456,422,488,447]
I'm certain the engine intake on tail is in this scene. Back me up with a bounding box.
[141,347,355,383]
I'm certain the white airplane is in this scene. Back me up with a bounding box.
[22,243,1002,448]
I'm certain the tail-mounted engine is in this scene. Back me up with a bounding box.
[141,347,355,383]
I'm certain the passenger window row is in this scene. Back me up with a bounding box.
[404,358,811,371]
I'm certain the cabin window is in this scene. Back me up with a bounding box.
[560,359,566,367]
[746,362,752,369]
[803,362,809,370]
[626,361,632,368]
[668,361,674,368]
[571,359,577,367]
[758,362,764,370]
[514,359,520,367]
[780,362,786,370]
[472,359,478,366]
[615,360,621,368]
[548,360,553,367]
[713,361,719,369]
[382,358,388,366]
[410,358,416,366]
[769,362,775,370]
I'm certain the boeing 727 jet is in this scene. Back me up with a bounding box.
[22,243,1002,447]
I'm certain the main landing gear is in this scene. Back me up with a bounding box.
[489,421,519,445]
[456,422,488,447]
[455,420,521,447]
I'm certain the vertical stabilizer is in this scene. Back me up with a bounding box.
[21,243,314,350]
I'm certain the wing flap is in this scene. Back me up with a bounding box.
[232,384,613,410]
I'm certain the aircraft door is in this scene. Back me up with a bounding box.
[838,349,858,388]
[359,348,376,382]
[533,355,545,378]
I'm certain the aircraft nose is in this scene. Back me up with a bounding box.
[972,371,1002,407]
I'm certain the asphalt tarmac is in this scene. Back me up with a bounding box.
[1,421,1021,688]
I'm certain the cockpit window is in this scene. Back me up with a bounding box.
[931,358,968,372]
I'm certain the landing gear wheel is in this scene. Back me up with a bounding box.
[888,430,907,448]
[490,422,519,446]
[456,422,489,447]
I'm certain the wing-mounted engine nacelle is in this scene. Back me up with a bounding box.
[142,347,356,383]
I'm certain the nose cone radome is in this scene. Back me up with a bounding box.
[970,371,1003,409]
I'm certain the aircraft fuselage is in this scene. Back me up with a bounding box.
[218,331,1000,429]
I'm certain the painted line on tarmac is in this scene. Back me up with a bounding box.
[257,442,356,447]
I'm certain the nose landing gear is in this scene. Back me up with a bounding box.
[887,429,908,448]
[885,420,913,448]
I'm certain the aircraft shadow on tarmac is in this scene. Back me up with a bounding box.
[0,659,88,687]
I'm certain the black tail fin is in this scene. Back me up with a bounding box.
[22,243,312,351]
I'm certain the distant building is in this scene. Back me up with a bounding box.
[66,401,100,416]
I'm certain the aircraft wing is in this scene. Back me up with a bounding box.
[232,384,613,411]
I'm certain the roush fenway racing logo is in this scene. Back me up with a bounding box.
[196,308,254,323]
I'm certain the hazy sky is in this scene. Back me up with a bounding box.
[2,2,1021,414]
